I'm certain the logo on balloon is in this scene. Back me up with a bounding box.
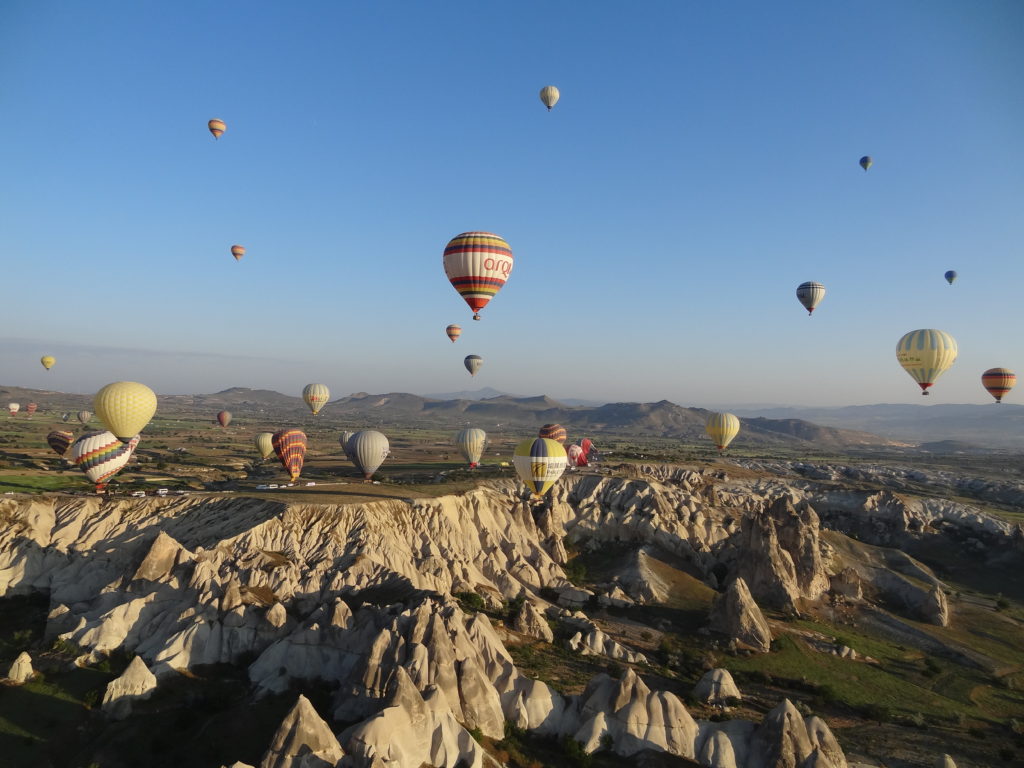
[483,257,512,277]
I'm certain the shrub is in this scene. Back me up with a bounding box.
[467,727,483,744]
[454,591,486,613]
[863,703,893,723]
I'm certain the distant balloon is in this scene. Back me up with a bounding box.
[94,381,157,441]
[705,412,741,452]
[46,430,74,457]
[566,444,584,466]
[231,245,246,262]
[580,438,593,464]
[348,430,389,479]
[981,368,1016,403]
[272,429,307,481]
[61,412,70,423]
[25,403,37,418]
[446,324,462,343]
[443,232,514,321]
[539,85,560,111]
[464,355,483,377]
[77,410,92,425]
[538,423,567,444]
[944,270,957,285]
[255,432,275,459]
[513,438,567,496]
[340,431,356,461]
[454,428,487,467]
[70,430,139,489]
[216,410,232,428]
[303,383,330,415]
[859,156,873,171]
[896,329,958,395]
[795,281,826,315]
[40,356,55,370]
[7,403,18,417]
[208,119,226,139]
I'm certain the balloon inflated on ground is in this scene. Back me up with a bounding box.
[254,432,275,459]
[347,430,389,479]
[443,232,513,321]
[272,429,307,481]
[896,329,958,396]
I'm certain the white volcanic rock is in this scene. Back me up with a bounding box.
[709,578,772,653]
[936,756,957,768]
[829,568,862,601]
[102,655,157,719]
[693,668,741,705]
[260,694,344,768]
[696,720,756,768]
[6,651,33,683]
[745,698,846,768]
[511,599,553,642]
[567,628,648,664]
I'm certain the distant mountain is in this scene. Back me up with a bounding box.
[423,387,512,400]
[732,403,1024,449]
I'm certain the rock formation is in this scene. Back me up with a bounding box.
[936,755,957,768]
[102,655,158,719]
[511,599,553,642]
[260,695,344,768]
[709,578,772,653]
[567,628,648,663]
[693,668,741,705]
[6,651,33,683]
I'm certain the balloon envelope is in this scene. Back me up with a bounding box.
[348,430,389,479]
[706,412,741,451]
[464,355,483,377]
[71,430,138,487]
[513,438,567,495]
[539,85,560,110]
[231,245,245,261]
[566,444,584,466]
[443,232,513,320]
[272,429,307,481]
[981,368,1016,403]
[94,381,157,441]
[25,403,38,417]
[859,155,872,171]
[896,329,958,395]
[454,428,487,467]
[7,403,18,416]
[208,118,226,139]
[340,431,356,461]
[77,410,92,425]
[303,383,330,415]
[216,411,232,428]
[46,430,74,457]
[538,424,567,443]
[795,282,826,315]
[255,432,275,459]
[446,324,462,343]
[944,270,957,284]
[40,355,55,370]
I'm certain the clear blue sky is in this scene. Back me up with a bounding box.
[1,1,1022,407]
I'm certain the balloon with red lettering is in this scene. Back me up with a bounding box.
[446,324,461,343]
[46,430,74,457]
[348,430,389,479]
[464,355,483,377]
[272,429,307,481]
[216,411,232,428]
[303,383,330,415]
[443,232,514,320]
[981,368,1016,403]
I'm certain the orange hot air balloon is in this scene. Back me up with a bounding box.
[446,324,462,343]
[538,423,567,443]
[25,403,38,418]
[208,119,226,139]
[231,245,245,261]
[216,410,232,427]
[443,232,514,320]
[272,429,307,481]
[981,368,1016,403]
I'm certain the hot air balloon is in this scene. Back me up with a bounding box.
[272,429,307,481]
[859,156,872,171]
[231,245,246,262]
[208,118,226,139]
[70,430,138,490]
[94,382,157,441]
[348,430,389,479]
[796,282,826,315]
[538,424,567,443]
[216,411,232,428]
[705,412,741,452]
[40,355,55,370]
[7,403,19,417]
[944,270,957,285]
[61,413,70,422]
[303,383,330,415]
[566,444,584,467]
[77,410,92,425]
[579,438,593,465]
[464,355,483,377]
[46,430,74,457]
[539,85,560,111]
[340,431,356,461]
[513,438,567,496]
[981,368,1016,403]
[454,428,487,467]
[255,432,275,459]
[896,329,958,395]
[446,324,462,343]
[443,232,514,321]
[25,403,38,418]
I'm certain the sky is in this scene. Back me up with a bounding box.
[1,1,1022,408]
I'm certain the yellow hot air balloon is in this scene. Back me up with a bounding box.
[40,356,56,370]
[303,383,330,415]
[539,85,560,111]
[896,329,958,395]
[255,432,275,459]
[94,382,157,441]
[513,438,567,496]
[705,412,740,452]
[208,119,226,139]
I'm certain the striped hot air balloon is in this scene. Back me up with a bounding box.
[513,438,567,496]
[231,245,246,261]
[303,383,330,415]
[254,432,275,459]
[795,282,826,315]
[538,423,567,443]
[94,382,157,441]
[454,428,487,467]
[446,324,462,343]
[46,430,74,457]
[348,430,389,480]
[464,355,483,377]
[443,232,514,320]
[216,410,232,428]
[896,329,958,395]
[981,368,1016,403]
[25,403,38,418]
[539,85,560,111]
[272,429,307,481]
[77,410,92,425]
[340,431,356,461]
[70,430,139,489]
[208,118,226,139]
[705,412,741,452]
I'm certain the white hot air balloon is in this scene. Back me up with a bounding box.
[348,430,389,480]
[454,428,487,467]
[539,85,560,111]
